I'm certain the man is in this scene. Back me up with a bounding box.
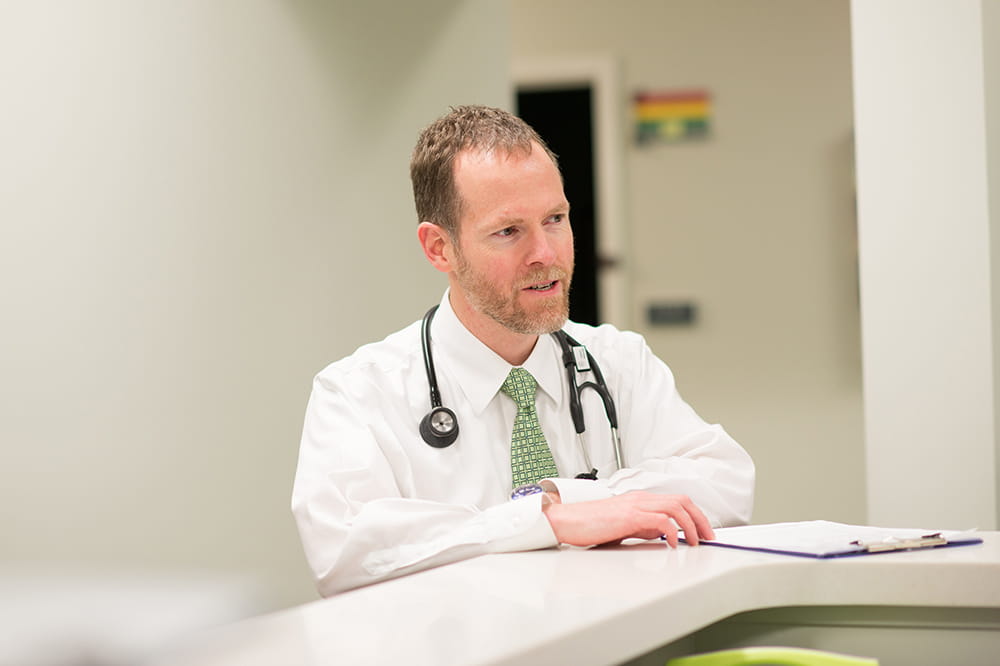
[292,105,754,596]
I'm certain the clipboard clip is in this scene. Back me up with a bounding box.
[849,532,948,553]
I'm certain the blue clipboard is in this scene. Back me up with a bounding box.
[683,520,983,559]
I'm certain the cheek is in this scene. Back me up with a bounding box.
[480,256,517,283]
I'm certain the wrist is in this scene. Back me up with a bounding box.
[539,479,561,505]
[510,481,562,508]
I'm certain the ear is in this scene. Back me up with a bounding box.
[417,222,456,273]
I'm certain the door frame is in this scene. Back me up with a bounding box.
[511,55,629,328]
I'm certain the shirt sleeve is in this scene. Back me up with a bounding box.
[547,477,614,504]
[291,373,558,596]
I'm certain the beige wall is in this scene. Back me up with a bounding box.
[0,0,509,611]
[511,0,864,524]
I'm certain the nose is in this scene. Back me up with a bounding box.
[524,227,558,266]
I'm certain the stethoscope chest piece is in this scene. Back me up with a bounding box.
[420,405,459,448]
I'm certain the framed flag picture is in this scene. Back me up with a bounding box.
[634,89,712,145]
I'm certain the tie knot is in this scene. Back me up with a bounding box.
[500,367,538,410]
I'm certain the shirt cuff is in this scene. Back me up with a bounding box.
[547,478,614,504]
[487,493,559,553]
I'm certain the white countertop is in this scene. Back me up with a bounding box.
[159,532,1000,666]
[0,569,261,666]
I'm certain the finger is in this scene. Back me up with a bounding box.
[635,495,700,545]
[671,508,700,546]
[686,501,715,541]
[643,495,715,543]
[657,516,679,547]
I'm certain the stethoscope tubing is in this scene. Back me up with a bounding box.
[554,330,625,471]
[421,307,445,409]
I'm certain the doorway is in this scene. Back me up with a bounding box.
[517,87,598,325]
[512,55,627,329]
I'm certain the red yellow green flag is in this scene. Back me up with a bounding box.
[634,90,711,144]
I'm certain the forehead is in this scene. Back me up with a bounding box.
[452,142,566,224]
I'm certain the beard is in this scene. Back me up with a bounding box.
[453,251,574,335]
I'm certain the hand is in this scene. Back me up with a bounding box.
[542,491,715,548]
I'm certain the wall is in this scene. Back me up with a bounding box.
[0,0,509,610]
[510,0,864,524]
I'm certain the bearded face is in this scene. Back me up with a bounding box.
[443,142,576,347]
[452,243,573,335]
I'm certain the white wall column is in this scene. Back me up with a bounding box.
[851,0,999,529]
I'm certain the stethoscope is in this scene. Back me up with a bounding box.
[418,305,624,479]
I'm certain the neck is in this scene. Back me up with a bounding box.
[447,292,539,366]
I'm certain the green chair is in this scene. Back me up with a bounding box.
[665,646,878,666]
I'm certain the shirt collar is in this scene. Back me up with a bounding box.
[432,290,565,415]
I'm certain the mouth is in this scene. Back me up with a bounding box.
[524,280,559,292]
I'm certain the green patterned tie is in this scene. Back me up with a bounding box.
[501,367,559,487]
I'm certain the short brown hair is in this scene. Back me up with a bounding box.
[410,105,559,238]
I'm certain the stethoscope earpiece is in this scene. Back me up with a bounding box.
[419,406,459,448]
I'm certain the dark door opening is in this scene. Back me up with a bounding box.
[517,87,599,326]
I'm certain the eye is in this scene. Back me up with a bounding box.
[547,213,566,224]
[494,227,516,238]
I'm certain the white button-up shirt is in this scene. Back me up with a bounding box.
[292,292,755,595]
